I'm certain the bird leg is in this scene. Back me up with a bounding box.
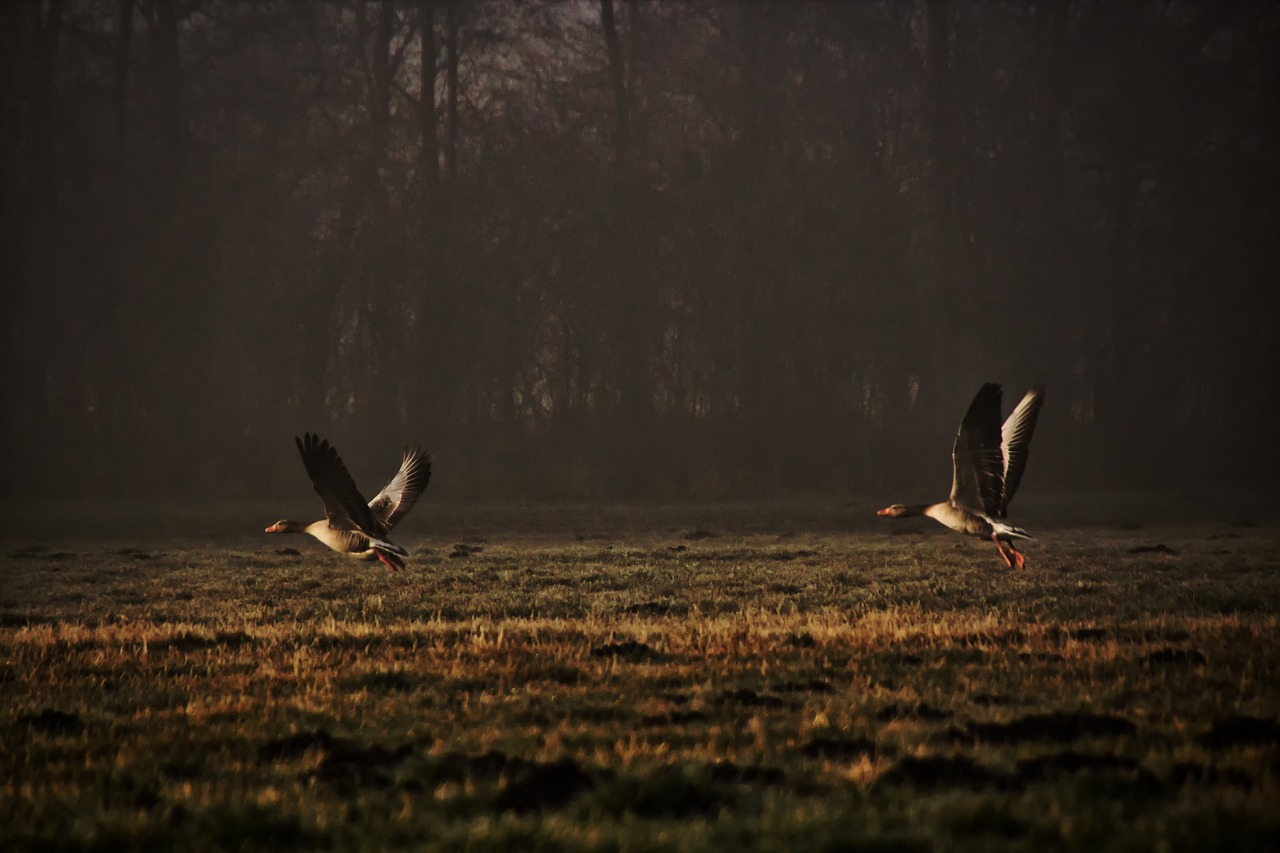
[1007,544,1026,571]
[991,532,1015,569]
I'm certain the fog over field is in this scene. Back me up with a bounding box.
[2,0,1278,509]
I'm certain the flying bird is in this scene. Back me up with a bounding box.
[877,384,1045,569]
[265,433,431,571]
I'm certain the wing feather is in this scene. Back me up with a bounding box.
[367,447,431,533]
[951,383,1006,516]
[294,433,384,536]
[998,386,1045,514]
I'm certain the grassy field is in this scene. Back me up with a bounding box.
[2,501,1279,851]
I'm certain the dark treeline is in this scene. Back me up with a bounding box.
[2,0,1277,504]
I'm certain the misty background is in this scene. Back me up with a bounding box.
[2,0,1277,509]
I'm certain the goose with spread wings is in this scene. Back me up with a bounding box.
[265,433,431,571]
[877,384,1045,569]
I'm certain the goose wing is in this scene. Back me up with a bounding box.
[295,433,384,536]
[368,447,431,532]
[950,383,1006,516]
[997,386,1045,515]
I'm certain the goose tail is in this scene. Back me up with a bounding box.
[993,521,1033,541]
[370,536,408,571]
[373,545,406,571]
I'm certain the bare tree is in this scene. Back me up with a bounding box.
[3,0,1278,502]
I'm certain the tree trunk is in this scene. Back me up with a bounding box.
[418,0,440,204]
[444,0,459,192]
[88,0,135,495]
[370,0,393,152]
[408,0,443,434]
[922,0,971,443]
[600,0,628,185]
[360,0,399,440]
[926,0,956,283]
[0,0,63,495]
[152,0,184,193]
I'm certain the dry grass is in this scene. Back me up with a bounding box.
[2,507,1279,851]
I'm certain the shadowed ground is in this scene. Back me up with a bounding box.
[1,501,1278,850]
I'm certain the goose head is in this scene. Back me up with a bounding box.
[265,520,306,533]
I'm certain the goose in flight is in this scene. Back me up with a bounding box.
[265,433,431,571]
[877,384,1045,569]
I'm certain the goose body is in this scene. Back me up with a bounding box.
[877,384,1044,569]
[266,433,431,571]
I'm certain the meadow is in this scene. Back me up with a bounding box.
[2,499,1279,851]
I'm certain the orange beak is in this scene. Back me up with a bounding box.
[876,508,892,516]
[265,523,280,533]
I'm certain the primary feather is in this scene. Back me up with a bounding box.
[295,433,384,535]
[367,447,432,534]
[997,386,1045,516]
[950,383,1006,516]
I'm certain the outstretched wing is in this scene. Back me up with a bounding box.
[368,447,431,533]
[998,386,1045,515]
[950,383,1006,516]
[294,433,383,536]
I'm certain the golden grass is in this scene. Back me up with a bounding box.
[2,518,1279,850]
